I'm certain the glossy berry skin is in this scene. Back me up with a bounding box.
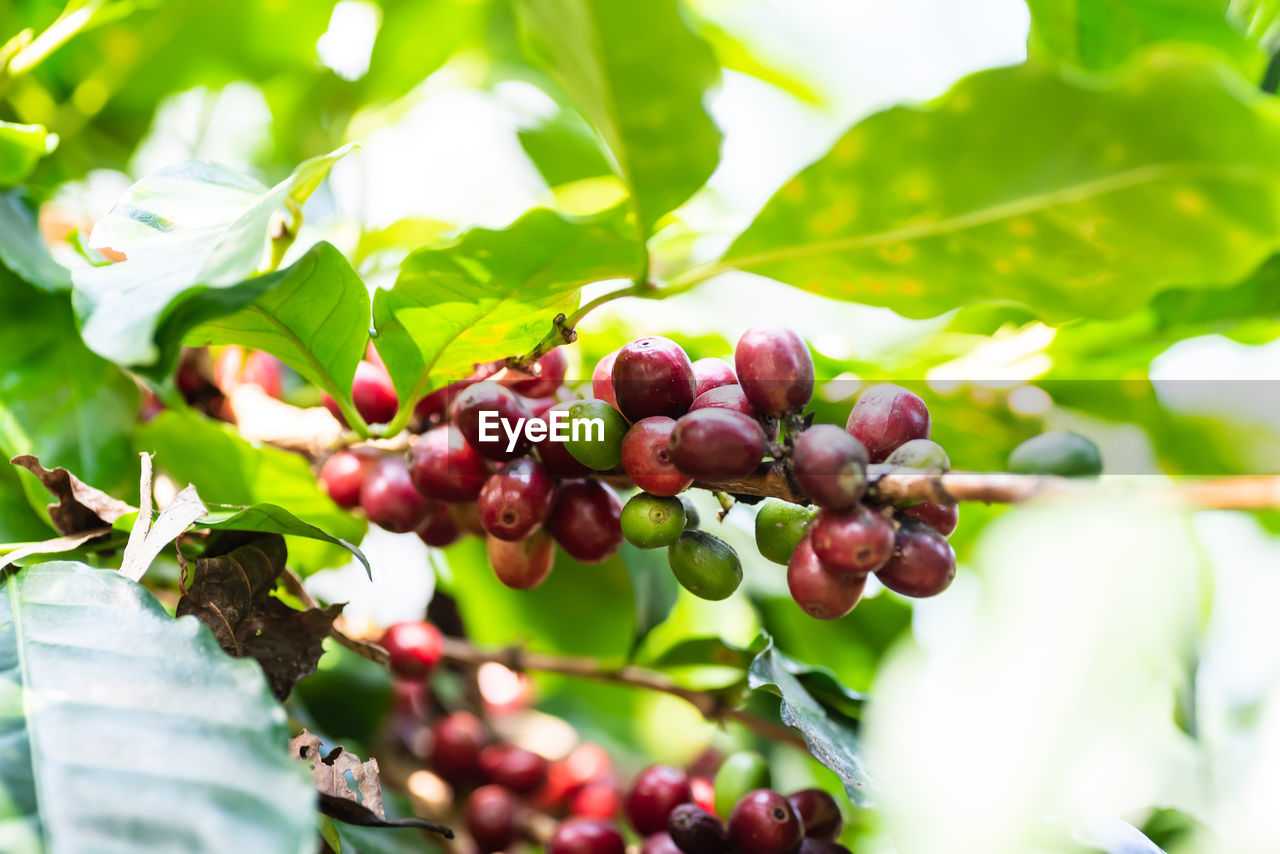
[876,520,957,598]
[548,480,624,563]
[410,425,490,502]
[361,456,430,533]
[754,500,817,565]
[351,360,400,425]
[429,711,487,784]
[797,840,852,854]
[809,506,895,575]
[318,448,380,509]
[506,347,568,398]
[452,381,533,461]
[845,384,930,462]
[667,531,742,601]
[467,785,518,853]
[380,621,443,679]
[899,501,958,537]
[621,494,687,549]
[592,349,621,410]
[669,410,768,481]
[691,778,716,815]
[886,438,950,470]
[786,790,841,840]
[644,834,684,854]
[668,804,730,854]
[626,766,693,836]
[488,531,556,589]
[689,385,757,420]
[572,780,623,819]
[787,535,868,620]
[564,399,630,471]
[479,744,548,793]
[478,458,556,541]
[537,401,593,477]
[549,819,627,854]
[791,425,868,510]
[692,358,738,397]
[612,337,697,421]
[416,500,463,547]
[729,790,804,854]
[734,326,814,416]
[713,753,771,820]
[621,417,693,496]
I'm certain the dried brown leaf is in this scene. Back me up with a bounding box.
[11,454,135,535]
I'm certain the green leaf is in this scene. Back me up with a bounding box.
[720,50,1280,321]
[0,121,56,186]
[373,207,644,416]
[748,635,873,805]
[184,242,371,405]
[0,464,52,545]
[197,504,369,574]
[0,193,71,292]
[517,107,616,189]
[134,411,366,575]
[515,0,722,232]
[0,561,315,854]
[70,144,355,371]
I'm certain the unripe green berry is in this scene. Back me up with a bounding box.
[564,399,630,471]
[622,494,687,549]
[667,531,742,601]
[885,438,950,470]
[1008,430,1102,477]
[713,752,771,820]
[754,500,816,565]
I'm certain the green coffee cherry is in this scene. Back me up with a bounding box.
[563,399,629,471]
[886,438,950,470]
[754,499,816,565]
[1008,430,1102,477]
[713,751,771,819]
[621,493,686,549]
[667,531,742,601]
[681,496,700,529]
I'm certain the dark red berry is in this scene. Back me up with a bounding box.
[380,621,444,678]
[410,425,490,502]
[669,410,767,481]
[621,417,693,496]
[734,326,814,416]
[480,743,549,793]
[478,458,556,541]
[549,819,626,854]
[416,379,471,422]
[351,360,400,425]
[467,785,519,852]
[592,350,621,410]
[572,780,622,819]
[692,357,738,397]
[548,479,624,563]
[667,803,730,854]
[505,347,568,398]
[239,350,284,398]
[844,384,930,462]
[809,506,894,575]
[786,790,841,840]
[612,337,697,421]
[361,456,430,533]
[797,840,851,854]
[689,385,757,419]
[690,777,716,815]
[318,448,380,509]
[487,531,556,589]
[429,711,487,784]
[876,520,956,598]
[787,535,867,620]
[728,790,804,854]
[899,501,958,537]
[535,401,593,478]
[453,381,534,461]
[643,833,684,854]
[626,766,693,836]
[416,499,463,547]
[792,425,868,510]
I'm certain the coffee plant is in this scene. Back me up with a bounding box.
[3,2,1280,853]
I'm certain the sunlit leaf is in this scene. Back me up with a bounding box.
[0,121,56,185]
[0,192,71,292]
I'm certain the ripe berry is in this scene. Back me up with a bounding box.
[626,766,693,836]
[505,347,568,398]
[453,382,533,461]
[429,711,487,784]
[416,499,463,547]
[550,819,627,854]
[712,752,771,820]
[886,438,950,469]
[536,401,593,477]
[467,785,519,852]
[410,425,490,502]
[644,834,684,854]
[621,494,687,549]
[572,780,623,819]
[351,359,400,425]
[754,500,817,566]
[415,379,471,422]
[548,480,624,563]
[564,399,630,471]
[488,530,556,589]
[668,804,730,854]
[479,743,549,793]
[622,417,693,496]
[787,535,868,620]
[667,531,743,601]
[791,425,868,510]
[798,841,852,854]
[844,384,930,462]
[692,357,738,397]
[669,410,767,481]
[728,790,804,854]
[691,778,716,815]
[1008,430,1103,477]
[689,385,757,419]
[612,337,697,421]
[592,349,621,410]
[318,448,380,509]
[899,501,958,537]
[380,621,444,678]
[478,458,556,541]
[734,326,814,416]
[876,520,956,598]
[786,790,841,840]
[809,506,894,575]
[361,456,430,533]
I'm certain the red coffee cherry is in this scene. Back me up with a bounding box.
[797,841,852,854]
[787,535,867,620]
[429,711,488,784]
[550,819,627,854]
[691,777,716,815]
[668,803,731,854]
[643,833,684,854]
[844,384,930,462]
[415,379,472,422]
[452,381,534,461]
[351,359,400,425]
[791,425,868,510]
[626,765,693,836]
[728,790,804,854]
[380,621,444,679]
[409,425,490,502]
[786,789,842,840]
[689,385,757,420]
[898,501,959,537]
[592,349,621,410]
[535,401,593,478]
[505,347,568,398]
[478,458,556,541]
[318,448,380,509]
[487,531,556,589]
[480,743,549,793]
[621,417,693,496]
[669,410,767,481]
[612,337,697,421]
[415,499,463,547]
[572,780,623,819]
[734,326,814,416]
[876,520,957,598]
[467,785,519,853]
[809,506,894,575]
[547,479,624,564]
[692,357,738,397]
[361,456,430,533]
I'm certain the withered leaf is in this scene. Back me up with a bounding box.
[11,454,135,535]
